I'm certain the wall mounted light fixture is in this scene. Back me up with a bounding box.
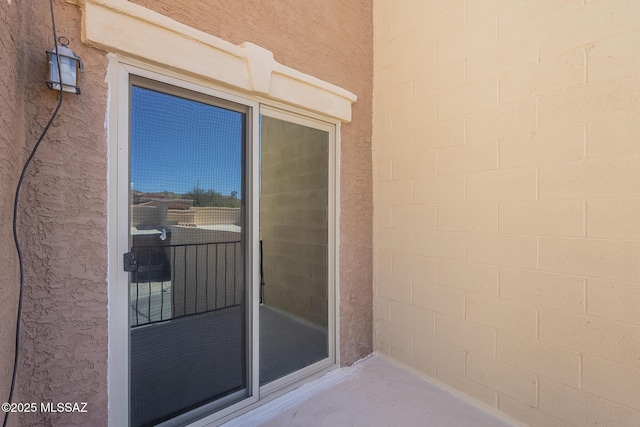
[46,36,83,95]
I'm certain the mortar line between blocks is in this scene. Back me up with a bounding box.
[463,176,467,202]
[463,349,468,377]
[493,331,497,359]
[463,58,467,85]
[583,46,589,83]
[433,310,437,338]
[582,124,587,160]
[578,353,583,390]
[463,232,468,263]
[583,278,588,315]
[463,116,467,144]
[583,199,587,238]
[464,0,468,26]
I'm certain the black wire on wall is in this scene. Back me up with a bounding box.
[4,1,65,426]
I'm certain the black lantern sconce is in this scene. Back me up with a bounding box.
[46,36,83,95]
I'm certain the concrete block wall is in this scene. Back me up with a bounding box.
[373,1,640,426]
[260,116,329,328]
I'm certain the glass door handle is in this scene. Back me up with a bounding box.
[123,251,138,272]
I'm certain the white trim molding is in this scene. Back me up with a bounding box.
[79,0,357,122]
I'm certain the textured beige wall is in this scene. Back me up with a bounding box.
[261,116,329,327]
[134,0,374,365]
[0,1,109,426]
[373,1,640,426]
[0,0,25,409]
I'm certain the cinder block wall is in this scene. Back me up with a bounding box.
[373,1,640,426]
[261,116,329,328]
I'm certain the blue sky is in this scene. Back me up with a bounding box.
[130,86,244,196]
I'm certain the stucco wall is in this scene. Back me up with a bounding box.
[1,1,109,426]
[0,0,25,410]
[133,0,374,365]
[373,1,640,426]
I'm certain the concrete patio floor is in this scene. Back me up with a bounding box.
[223,355,517,427]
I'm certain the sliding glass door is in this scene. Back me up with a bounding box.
[259,113,332,387]
[128,77,250,426]
[119,71,336,426]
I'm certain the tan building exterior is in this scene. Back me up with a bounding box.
[373,1,640,426]
[1,0,640,426]
[1,0,371,425]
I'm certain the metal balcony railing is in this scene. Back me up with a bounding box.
[130,241,243,327]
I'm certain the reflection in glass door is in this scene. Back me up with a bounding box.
[128,78,249,426]
[259,114,330,386]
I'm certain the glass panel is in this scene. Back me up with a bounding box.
[259,115,329,385]
[129,83,247,426]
